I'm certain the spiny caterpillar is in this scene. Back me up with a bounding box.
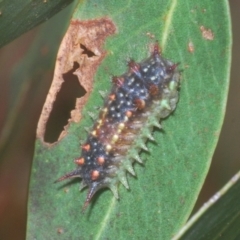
[55,42,180,210]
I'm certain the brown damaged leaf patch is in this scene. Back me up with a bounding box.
[37,18,116,145]
[200,25,214,40]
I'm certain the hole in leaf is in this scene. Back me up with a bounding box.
[80,44,96,58]
[44,62,86,143]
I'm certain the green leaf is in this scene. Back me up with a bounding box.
[27,0,231,239]
[174,171,240,240]
[0,0,74,48]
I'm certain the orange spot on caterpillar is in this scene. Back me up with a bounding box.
[109,94,116,101]
[97,156,105,165]
[74,157,85,165]
[126,110,133,117]
[134,98,146,110]
[91,170,100,180]
[82,144,90,151]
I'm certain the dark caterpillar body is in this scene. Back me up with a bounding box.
[56,43,180,210]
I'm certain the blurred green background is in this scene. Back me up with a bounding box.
[0,1,238,239]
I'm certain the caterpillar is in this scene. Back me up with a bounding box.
[55,42,181,211]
